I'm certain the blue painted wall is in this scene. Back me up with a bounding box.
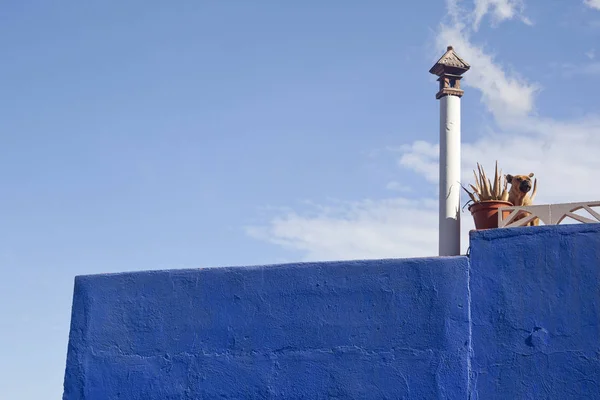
[469,223,600,399]
[63,257,470,399]
[62,224,600,399]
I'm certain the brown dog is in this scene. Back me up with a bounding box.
[506,173,538,226]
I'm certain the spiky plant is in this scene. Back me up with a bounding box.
[462,161,509,205]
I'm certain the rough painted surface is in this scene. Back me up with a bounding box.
[469,224,600,399]
[63,257,470,399]
[63,223,600,399]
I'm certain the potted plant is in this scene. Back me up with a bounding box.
[462,161,512,230]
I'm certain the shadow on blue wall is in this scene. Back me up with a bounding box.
[62,224,600,399]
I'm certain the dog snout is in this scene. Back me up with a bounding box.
[519,181,531,192]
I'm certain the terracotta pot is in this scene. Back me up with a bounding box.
[468,200,513,230]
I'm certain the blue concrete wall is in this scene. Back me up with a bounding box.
[63,223,600,399]
[468,223,600,399]
[63,257,471,399]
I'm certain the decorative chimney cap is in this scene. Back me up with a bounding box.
[429,45,470,76]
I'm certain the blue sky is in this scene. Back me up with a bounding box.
[1,0,600,398]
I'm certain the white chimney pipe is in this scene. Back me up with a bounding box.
[429,46,470,256]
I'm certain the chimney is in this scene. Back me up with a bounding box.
[429,45,470,256]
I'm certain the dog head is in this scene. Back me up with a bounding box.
[506,173,534,194]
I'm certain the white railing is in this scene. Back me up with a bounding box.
[498,201,600,228]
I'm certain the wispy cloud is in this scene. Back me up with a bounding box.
[472,0,532,30]
[437,25,539,121]
[385,181,413,193]
[586,49,596,59]
[402,116,600,203]
[561,61,600,77]
[248,0,600,261]
[246,198,440,261]
[439,0,538,121]
[398,141,439,183]
[584,0,600,11]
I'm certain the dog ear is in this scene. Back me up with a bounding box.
[506,174,513,183]
[528,173,534,178]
